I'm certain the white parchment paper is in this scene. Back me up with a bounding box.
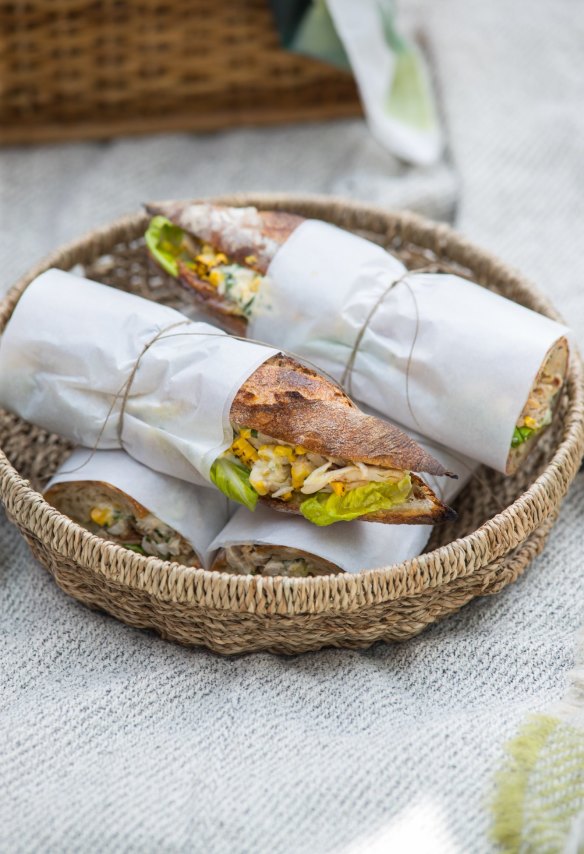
[252,220,570,473]
[210,431,474,574]
[0,269,276,485]
[46,449,230,567]
[210,506,429,574]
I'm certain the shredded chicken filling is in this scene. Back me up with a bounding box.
[222,545,320,577]
[224,428,411,503]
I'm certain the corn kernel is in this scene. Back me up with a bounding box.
[281,492,293,501]
[524,416,537,429]
[330,482,345,496]
[208,269,224,288]
[295,445,308,455]
[273,445,295,462]
[291,461,311,490]
[90,506,114,527]
[195,254,213,267]
[250,477,269,496]
[245,255,257,265]
[196,247,227,270]
[239,427,252,438]
[231,436,258,463]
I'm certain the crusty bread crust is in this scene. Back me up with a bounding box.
[145,201,302,274]
[232,354,453,478]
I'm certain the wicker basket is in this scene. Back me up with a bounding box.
[1,194,583,655]
[0,1,361,146]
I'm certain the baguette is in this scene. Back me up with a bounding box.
[223,353,455,525]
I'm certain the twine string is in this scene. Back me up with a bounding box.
[341,264,437,431]
[116,320,192,449]
[340,271,408,394]
[53,319,190,477]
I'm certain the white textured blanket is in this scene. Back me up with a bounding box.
[1,1,583,850]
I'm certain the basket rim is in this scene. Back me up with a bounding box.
[1,193,583,617]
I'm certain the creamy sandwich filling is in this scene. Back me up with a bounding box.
[220,545,318,577]
[88,504,190,560]
[146,216,263,318]
[210,428,413,526]
[512,367,564,449]
[191,246,262,318]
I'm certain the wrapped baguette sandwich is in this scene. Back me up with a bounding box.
[145,202,570,475]
[46,480,201,564]
[0,270,454,528]
[145,206,301,335]
[210,510,429,577]
[209,427,474,577]
[225,353,455,525]
[44,449,230,566]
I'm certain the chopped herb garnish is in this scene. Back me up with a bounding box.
[243,297,256,318]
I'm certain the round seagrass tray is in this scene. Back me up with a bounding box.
[0,194,583,655]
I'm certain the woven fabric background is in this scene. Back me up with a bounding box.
[1,0,584,850]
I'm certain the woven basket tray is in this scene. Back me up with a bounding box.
[0,1,360,146]
[1,194,583,655]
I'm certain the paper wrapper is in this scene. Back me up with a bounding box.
[210,432,475,574]
[46,449,230,568]
[251,220,571,473]
[0,269,276,486]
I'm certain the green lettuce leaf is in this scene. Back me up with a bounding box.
[511,425,535,448]
[210,458,258,511]
[300,475,412,526]
[145,216,188,278]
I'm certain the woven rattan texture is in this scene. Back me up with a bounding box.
[0,194,582,654]
[0,1,361,145]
